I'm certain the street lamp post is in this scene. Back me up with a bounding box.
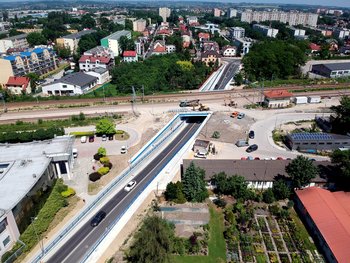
[31,217,44,261]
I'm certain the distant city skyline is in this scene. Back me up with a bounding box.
[0,0,349,8]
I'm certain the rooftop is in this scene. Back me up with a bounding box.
[6,76,30,88]
[320,62,350,71]
[288,132,350,141]
[264,89,293,99]
[183,159,331,182]
[2,33,27,41]
[0,136,74,211]
[89,67,108,74]
[101,30,131,41]
[45,72,97,88]
[123,50,137,57]
[296,187,350,263]
[62,29,96,40]
[79,55,111,64]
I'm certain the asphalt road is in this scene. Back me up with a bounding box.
[214,61,240,90]
[46,117,204,263]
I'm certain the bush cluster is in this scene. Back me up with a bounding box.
[99,157,110,165]
[89,172,101,182]
[97,167,110,175]
[0,127,64,143]
[61,187,76,198]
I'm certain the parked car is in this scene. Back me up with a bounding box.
[246,144,258,153]
[102,134,107,141]
[194,151,207,159]
[108,135,114,140]
[90,211,106,227]
[124,180,137,192]
[80,136,87,143]
[277,157,284,160]
[121,146,127,154]
[249,130,255,139]
[241,157,248,160]
[72,148,78,158]
[254,157,260,160]
[237,113,245,119]
[88,136,94,143]
[236,140,249,147]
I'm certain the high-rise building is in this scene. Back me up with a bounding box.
[229,27,245,39]
[100,30,131,57]
[133,19,147,32]
[0,34,28,53]
[227,8,237,18]
[241,10,318,27]
[159,7,171,22]
[213,8,221,17]
[56,30,96,54]
[253,24,279,38]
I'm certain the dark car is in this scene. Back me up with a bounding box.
[108,135,114,140]
[249,130,255,139]
[90,211,106,227]
[246,144,258,153]
[89,136,95,143]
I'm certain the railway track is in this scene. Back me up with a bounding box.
[4,83,350,110]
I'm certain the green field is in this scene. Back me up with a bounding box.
[172,206,226,263]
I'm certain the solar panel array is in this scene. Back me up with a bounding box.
[290,133,333,141]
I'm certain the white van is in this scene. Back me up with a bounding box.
[195,151,207,159]
[72,148,78,158]
[80,136,87,143]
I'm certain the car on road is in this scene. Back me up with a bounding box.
[246,144,258,153]
[102,134,107,141]
[124,180,137,192]
[249,130,255,139]
[121,146,127,154]
[90,211,106,227]
[80,136,87,143]
[237,113,245,119]
[88,136,94,143]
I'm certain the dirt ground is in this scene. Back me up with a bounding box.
[197,111,255,144]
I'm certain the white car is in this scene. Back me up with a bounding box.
[195,152,207,159]
[121,146,127,154]
[80,136,87,143]
[124,180,137,192]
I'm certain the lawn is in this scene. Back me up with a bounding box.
[172,205,226,263]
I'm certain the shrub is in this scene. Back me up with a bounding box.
[263,189,275,204]
[93,153,102,161]
[104,162,113,169]
[115,130,125,134]
[97,167,110,175]
[70,131,95,137]
[211,131,220,139]
[100,156,110,165]
[97,147,107,157]
[214,198,227,208]
[89,172,101,182]
[61,187,76,198]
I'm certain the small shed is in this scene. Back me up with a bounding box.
[193,139,210,154]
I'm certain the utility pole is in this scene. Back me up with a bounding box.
[0,93,5,113]
[131,86,137,116]
[141,85,144,102]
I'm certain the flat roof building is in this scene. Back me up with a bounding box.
[253,24,279,38]
[100,30,131,57]
[0,136,74,257]
[0,34,28,53]
[311,63,350,78]
[56,30,96,54]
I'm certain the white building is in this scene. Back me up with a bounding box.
[56,30,96,54]
[0,136,74,257]
[42,72,98,96]
[79,55,114,71]
[253,24,279,38]
[333,28,350,40]
[0,34,28,53]
[227,8,237,18]
[229,27,245,39]
[241,10,318,27]
[234,37,253,55]
[187,16,198,25]
[132,19,147,33]
[85,67,110,84]
[222,45,237,57]
[83,46,114,58]
[166,45,176,53]
[213,8,221,17]
[195,23,220,35]
[100,30,131,57]
[123,50,138,62]
[159,7,171,22]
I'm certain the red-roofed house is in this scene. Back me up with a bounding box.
[123,50,138,62]
[310,43,321,53]
[263,89,293,108]
[150,40,167,55]
[296,187,350,263]
[5,76,31,94]
[79,55,114,71]
[157,29,172,36]
[198,32,210,42]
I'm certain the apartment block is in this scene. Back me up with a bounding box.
[100,30,131,57]
[0,34,28,53]
[227,8,237,18]
[56,30,96,54]
[229,27,245,39]
[253,24,279,38]
[133,19,147,33]
[213,8,221,17]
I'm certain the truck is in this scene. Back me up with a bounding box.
[294,96,308,104]
[198,104,210,111]
[179,99,200,107]
[308,96,321,104]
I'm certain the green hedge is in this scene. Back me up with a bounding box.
[97,167,110,175]
[61,187,76,198]
[115,130,125,134]
[99,157,110,165]
[70,131,95,137]
[0,127,64,143]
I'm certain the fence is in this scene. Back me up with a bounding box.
[31,113,195,263]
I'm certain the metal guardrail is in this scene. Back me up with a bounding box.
[31,115,186,263]
[4,240,26,263]
[80,120,195,263]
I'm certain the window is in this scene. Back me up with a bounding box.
[302,143,308,145]
[319,142,325,145]
[62,85,67,88]
[310,142,316,145]
[2,236,10,247]
[0,219,7,234]
[344,142,348,145]
[326,142,332,145]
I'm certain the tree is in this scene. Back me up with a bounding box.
[95,118,116,135]
[119,35,135,53]
[125,19,133,31]
[97,147,107,157]
[182,162,208,202]
[81,14,96,29]
[127,215,174,263]
[212,172,251,200]
[263,189,275,204]
[26,73,39,92]
[234,73,243,86]
[26,32,47,46]
[272,180,291,200]
[331,96,350,134]
[164,182,186,203]
[285,155,319,189]
[56,46,71,59]
[331,149,350,184]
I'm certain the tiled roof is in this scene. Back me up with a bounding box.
[264,89,293,99]
[79,55,111,64]
[6,76,30,89]
[198,32,210,39]
[153,41,166,53]
[309,43,321,51]
[123,50,137,57]
[296,187,350,263]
